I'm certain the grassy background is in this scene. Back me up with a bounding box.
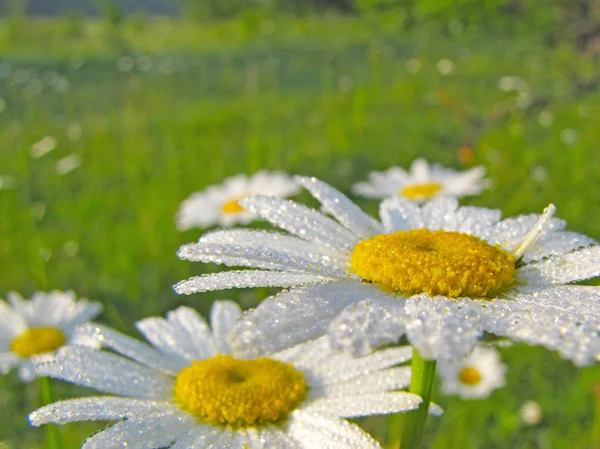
[1,8,600,448]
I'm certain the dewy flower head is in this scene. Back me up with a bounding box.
[30,301,426,448]
[176,170,301,230]
[352,158,488,202]
[437,346,506,399]
[0,290,102,381]
[176,176,600,366]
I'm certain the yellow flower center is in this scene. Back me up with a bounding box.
[401,183,442,200]
[458,366,483,385]
[350,229,516,298]
[174,354,308,427]
[221,198,246,214]
[10,327,66,358]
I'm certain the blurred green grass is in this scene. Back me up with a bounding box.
[1,10,600,449]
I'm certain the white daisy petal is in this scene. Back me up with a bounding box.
[403,295,483,361]
[175,271,330,295]
[525,231,597,263]
[136,308,217,362]
[328,296,406,357]
[200,229,349,266]
[210,300,242,353]
[0,300,27,338]
[303,392,421,418]
[313,346,413,385]
[314,366,412,396]
[230,281,385,358]
[36,346,173,399]
[246,427,301,449]
[169,426,222,449]
[239,196,358,249]
[177,242,346,277]
[295,176,383,238]
[65,302,104,329]
[287,412,382,449]
[81,416,192,449]
[81,323,186,376]
[519,245,600,284]
[421,197,460,230]
[379,197,422,232]
[18,360,38,382]
[485,213,566,250]
[29,397,176,426]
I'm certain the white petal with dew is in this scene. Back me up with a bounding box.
[230,280,377,358]
[210,300,242,353]
[81,323,186,376]
[36,346,173,399]
[287,412,382,449]
[178,242,347,277]
[519,245,600,285]
[29,397,176,426]
[328,296,406,357]
[136,308,217,363]
[240,196,358,250]
[82,415,194,449]
[303,392,422,418]
[175,271,330,296]
[295,176,383,238]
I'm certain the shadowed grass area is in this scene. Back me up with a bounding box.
[0,11,599,448]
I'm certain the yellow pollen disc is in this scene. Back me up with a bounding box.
[174,354,308,427]
[401,183,443,200]
[10,327,66,358]
[221,198,246,214]
[350,229,516,298]
[458,366,483,385]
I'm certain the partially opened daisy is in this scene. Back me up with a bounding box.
[30,301,425,448]
[176,176,600,367]
[438,346,506,399]
[0,290,102,381]
[352,158,488,202]
[177,170,301,230]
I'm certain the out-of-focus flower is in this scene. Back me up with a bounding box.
[0,291,102,382]
[352,158,488,203]
[176,170,301,230]
[520,400,543,425]
[438,346,506,399]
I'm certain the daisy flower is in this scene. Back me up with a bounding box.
[175,176,600,366]
[352,158,488,202]
[177,170,301,230]
[0,290,102,381]
[520,400,543,425]
[437,346,506,399]
[30,301,426,449]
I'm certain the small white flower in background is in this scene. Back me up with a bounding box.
[0,291,102,382]
[176,170,301,230]
[30,301,427,449]
[520,400,543,425]
[438,346,506,399]
[436,58,454,75]
[30,136,57,159]
[176,176,600,366]
[352,158,488,203]
[55,154,82,175]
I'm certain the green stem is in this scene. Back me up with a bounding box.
[591,385,600,449]
[398,349,437,449]
[39,376,63,449]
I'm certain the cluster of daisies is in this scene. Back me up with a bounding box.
[4,159,600,448]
